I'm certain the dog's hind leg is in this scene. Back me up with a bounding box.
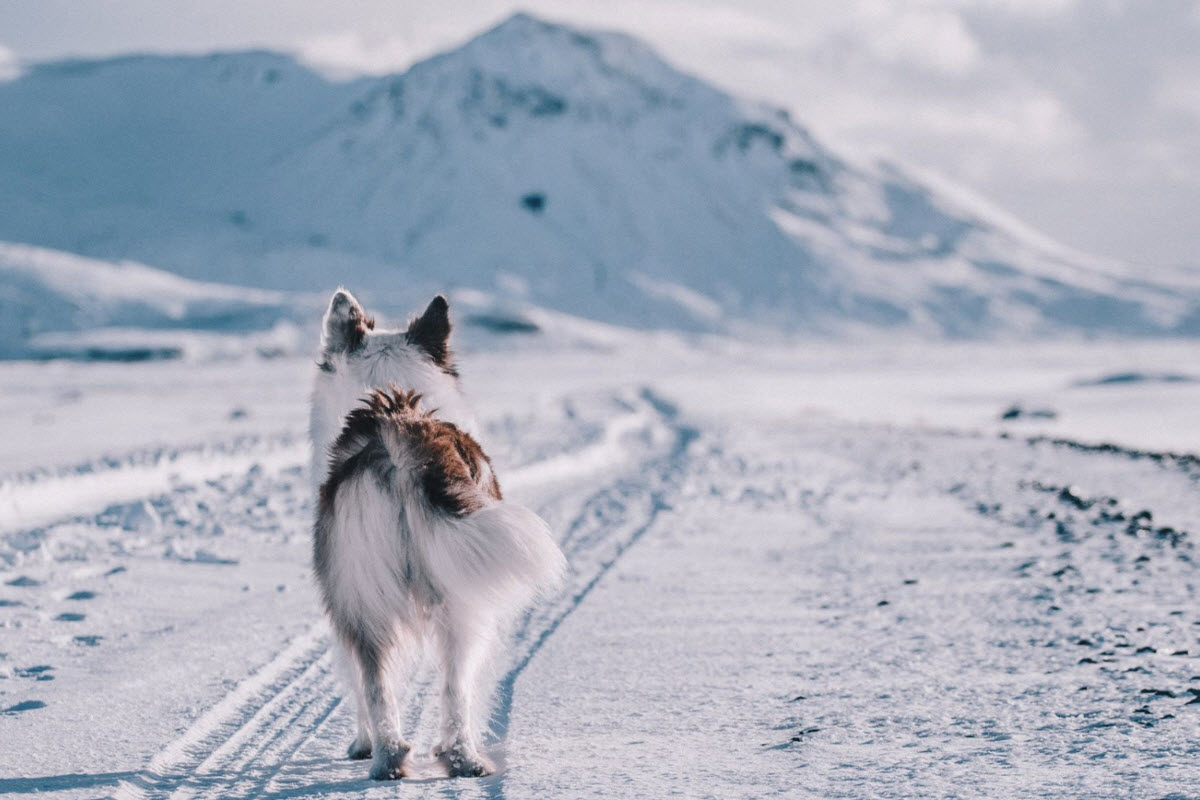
[348,634,410,780]
[335,640,372,760]
[434,607,496,777]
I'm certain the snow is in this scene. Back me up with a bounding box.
[1,11,1198,798]
[0,242,300,358]
[0,14,1197,337]
[1,334,1199,798]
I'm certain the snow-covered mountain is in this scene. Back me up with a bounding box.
[1,13,1197,336]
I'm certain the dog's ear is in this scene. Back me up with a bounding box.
[321,288,374,353]
[406,295,452,368]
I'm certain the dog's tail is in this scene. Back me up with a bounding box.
[419,502,567,616]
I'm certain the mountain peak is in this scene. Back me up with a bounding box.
[480,11,566,38]
[403,11,709,116]
[466,11,611,53]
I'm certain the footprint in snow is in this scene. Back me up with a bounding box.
[5,576,41,587]
[55,612,85,622]
[3,700,46,714]
[788,727,821,743]
[14,665,54,681]
[73,635,103,647]
[66,590,96,601]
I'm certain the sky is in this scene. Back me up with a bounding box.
[0,0,1196,270]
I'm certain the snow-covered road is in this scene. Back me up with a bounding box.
[1,343,1198,798]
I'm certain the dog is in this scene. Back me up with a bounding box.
[309,288,565,780]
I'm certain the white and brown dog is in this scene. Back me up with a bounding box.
[310,289,565,780]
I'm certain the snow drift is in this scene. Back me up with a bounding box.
[0,242,298,359]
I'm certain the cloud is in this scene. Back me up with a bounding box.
[1157,64,1200,122]
[296,32,416,77]
[850,5,981,77]
[293,16,477,78]
[881,91,1079,152]
[0,44,20,83]
[959,0,1079,20]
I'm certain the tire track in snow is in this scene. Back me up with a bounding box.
[0,434,306,537]
[111,390,688,800]
[484,392,697,800]
[110,625,330,800]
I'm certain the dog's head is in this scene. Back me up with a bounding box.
[319,288,456,375]
[313,288,475,439]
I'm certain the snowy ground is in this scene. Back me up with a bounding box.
[1,337,1199,798]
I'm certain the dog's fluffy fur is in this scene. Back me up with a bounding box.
[310,289,565,780]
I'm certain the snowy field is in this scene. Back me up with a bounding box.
[2,336,1199,798]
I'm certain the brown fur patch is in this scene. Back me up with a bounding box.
[321,386,500,519]
[323,290,376,355]
[344,309,375,352]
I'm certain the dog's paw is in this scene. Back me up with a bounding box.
[436,744,494,778]
[368,742,410,781]
[347,735,372,760]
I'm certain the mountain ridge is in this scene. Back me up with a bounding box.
[0,12,1197,337]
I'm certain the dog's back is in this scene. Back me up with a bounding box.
[314,384,564,622]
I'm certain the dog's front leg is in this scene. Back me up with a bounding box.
[352,638,410,780]
[434,611,495,777]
